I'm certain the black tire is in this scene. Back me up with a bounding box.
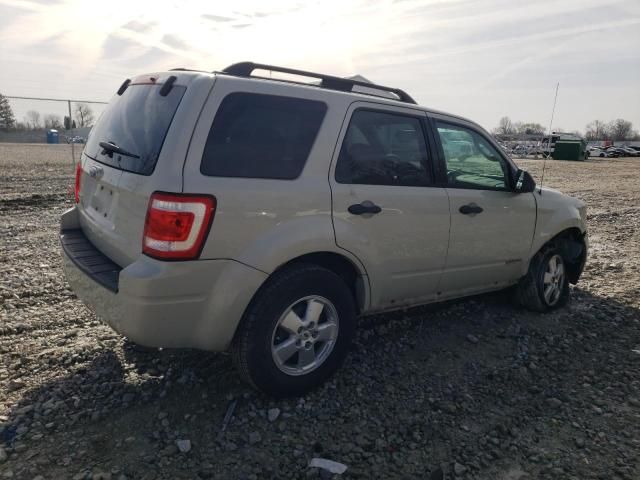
[516,244,570,312]
[232,264,356,397]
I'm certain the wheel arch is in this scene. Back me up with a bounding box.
[532,227,587,284]
[269,251,369,314]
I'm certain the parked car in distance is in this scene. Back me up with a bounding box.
[60,62,589,396]
[589,147,615,158]
[511,145,528,156]
[606,146,630,157]
[620,146,639,157]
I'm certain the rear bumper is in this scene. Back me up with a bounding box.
[60,207,267,351]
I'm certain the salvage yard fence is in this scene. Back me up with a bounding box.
[2,95,109,169]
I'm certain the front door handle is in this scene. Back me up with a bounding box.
[348,201,382,215]
[459,203,483,215]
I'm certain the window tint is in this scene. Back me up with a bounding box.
[200,93,327,179]
[436,122,510,190]
[84,84,186,175]
[335,110,430,186]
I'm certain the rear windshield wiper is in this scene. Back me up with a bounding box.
[99,141,140,159]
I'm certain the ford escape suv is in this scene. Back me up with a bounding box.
[61,62,588,396]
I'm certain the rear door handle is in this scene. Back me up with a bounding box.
[459,203,483,215]
[348,201,382,215]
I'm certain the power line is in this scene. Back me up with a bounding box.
[4,95,108,104]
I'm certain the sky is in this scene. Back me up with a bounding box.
[0,0,639,133]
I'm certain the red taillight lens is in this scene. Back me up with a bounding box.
[142,192,216,260]
[74,162,82,203]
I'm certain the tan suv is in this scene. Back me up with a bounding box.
[61,62,588,396]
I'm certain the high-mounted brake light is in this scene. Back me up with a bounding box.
[142,192,216,260]
[74,162,82,203]
[130,74,159,85]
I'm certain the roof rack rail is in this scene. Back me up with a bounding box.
[170,67,208,72]
[220,62,417,104]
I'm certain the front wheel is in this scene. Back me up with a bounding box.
[232,264,356,397]
[516,245,570,312]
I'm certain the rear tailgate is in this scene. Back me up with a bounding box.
[76,72,215,267]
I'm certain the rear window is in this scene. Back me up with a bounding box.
[84,84,186,175]
[200,93,327,179]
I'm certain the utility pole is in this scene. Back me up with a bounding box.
[68,100,75,169]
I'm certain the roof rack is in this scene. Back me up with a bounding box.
[220,62,417,104]
[170,68,208,73]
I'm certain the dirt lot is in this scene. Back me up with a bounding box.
[1,143,639,480]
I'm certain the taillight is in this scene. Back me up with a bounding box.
[74,162,82,203]
[142,192,216,260]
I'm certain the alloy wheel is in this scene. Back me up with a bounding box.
[271,295,339,376]
[542,254,565,306]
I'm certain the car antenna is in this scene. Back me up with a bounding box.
[539,82,560,195]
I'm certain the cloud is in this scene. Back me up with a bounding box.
[122,20,156,33]
[0,0,637,131]
[0,4,34,37]
[161,34,187,50]
[101,33,140,59]
[123,46,177,69]
[201,14,235,22]
[20,31,70,57]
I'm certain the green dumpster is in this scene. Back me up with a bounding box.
[552,139,588,161]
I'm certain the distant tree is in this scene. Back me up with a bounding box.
[44,114,62,129]
[0,93,16,130]
[515,122,545,135]
[495,116,514,135]
[512,121,522,133]
[25,110,41,129]
[585,120,609,141]
[608,119,634,141]
[74,103,94,128]
[64,116,77,130]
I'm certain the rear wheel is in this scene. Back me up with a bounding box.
[232,264,356,397]
[517,245,569,312]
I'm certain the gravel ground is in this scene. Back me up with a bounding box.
[1,143,639,480]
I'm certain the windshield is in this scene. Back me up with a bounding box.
[84,84,186,175]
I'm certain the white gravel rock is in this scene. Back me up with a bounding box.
[176,439,191,453]
[267,408,280,422]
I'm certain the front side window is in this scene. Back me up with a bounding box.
[200,93,327,179]
[335,110,430,186]
[436,122,510,190]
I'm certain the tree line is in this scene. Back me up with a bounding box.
[583,119,638,142]
[0,93,95,131]
[494,116,639,141]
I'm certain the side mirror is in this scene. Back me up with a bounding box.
[514,169,536,193]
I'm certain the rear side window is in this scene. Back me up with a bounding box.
[200,93,327,179]
[84,84,186,175]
